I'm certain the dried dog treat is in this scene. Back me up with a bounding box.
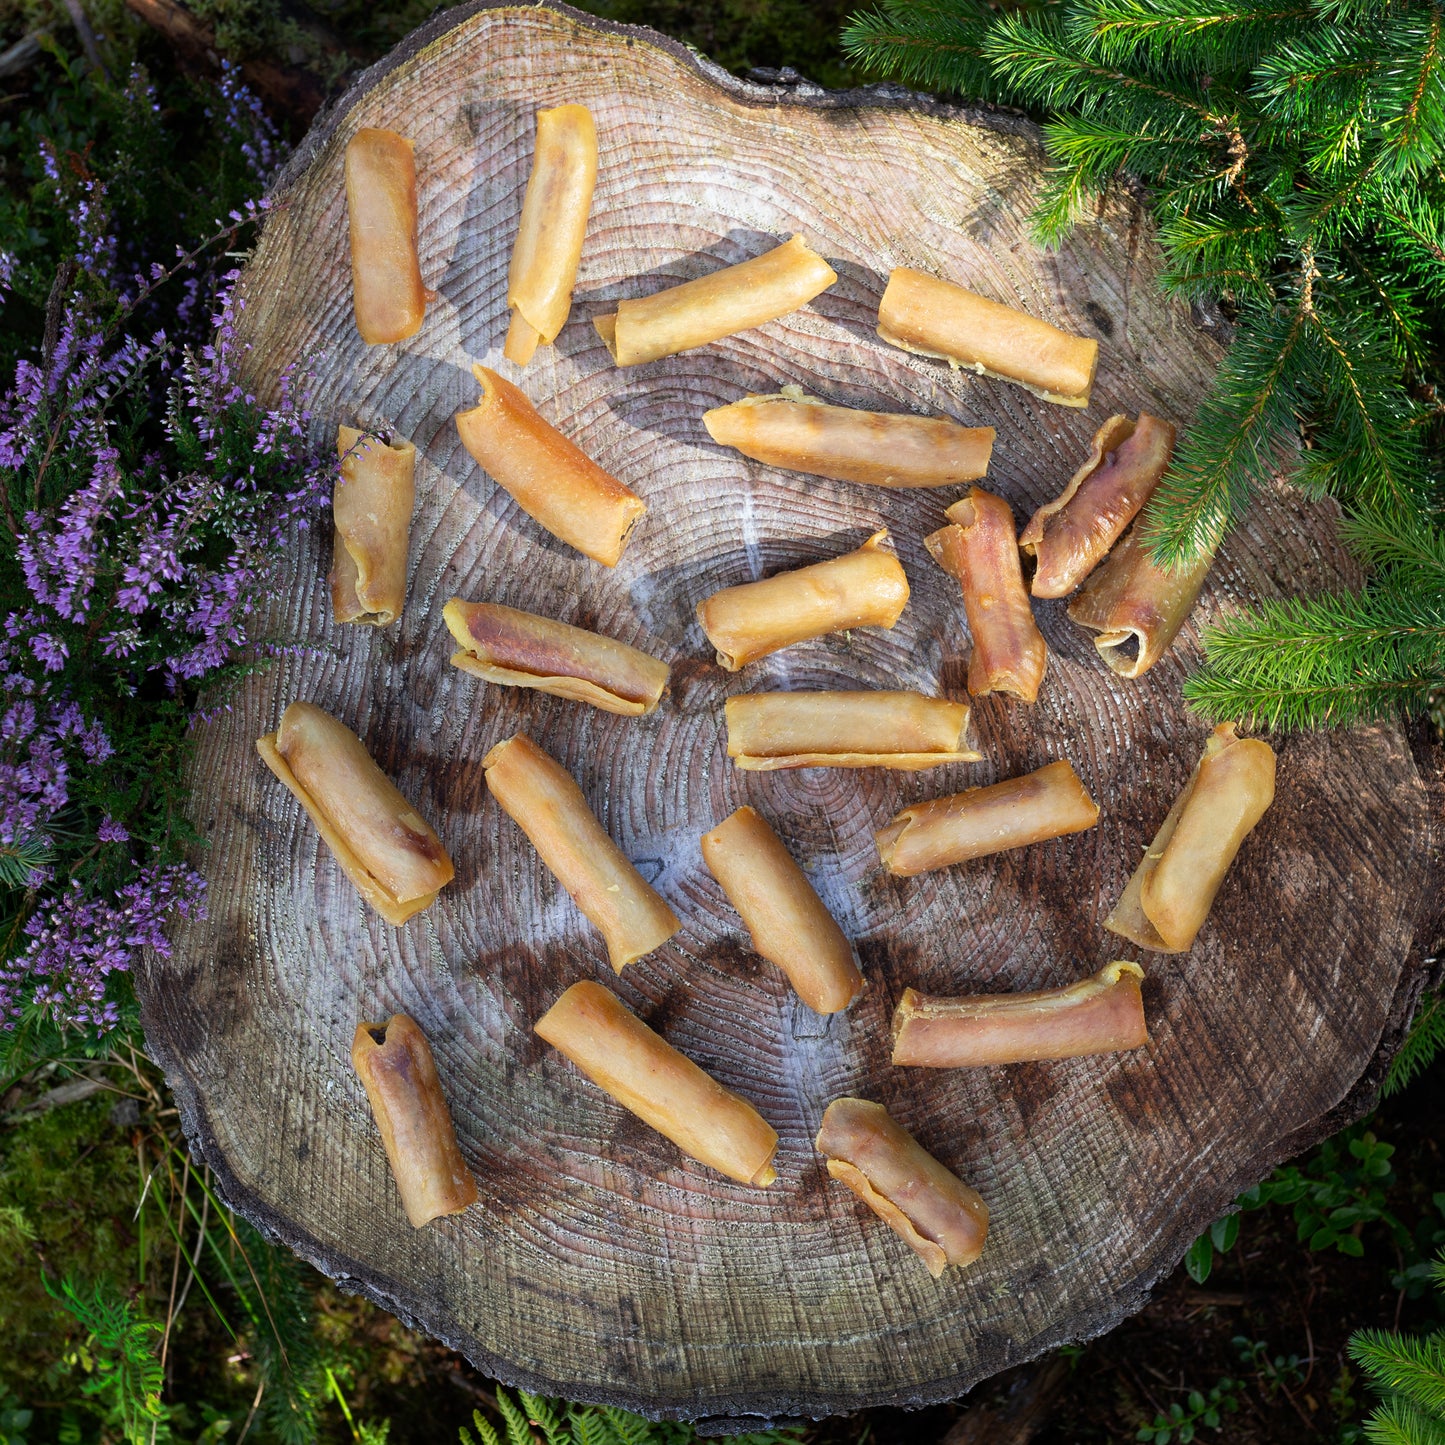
[345,128,427,344]
[331,427,415,627]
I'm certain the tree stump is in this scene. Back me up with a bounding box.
[136,2,1444,1426]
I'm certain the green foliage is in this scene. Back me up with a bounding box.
[1386,989,1445,1099]
[1135,1377,1240,1442]
[1233,1335,1305,1396]
[1351,1254,1445,1443]
[459,1387,803,1445]
[844,0,1445,730]
[0,1391,31,1445]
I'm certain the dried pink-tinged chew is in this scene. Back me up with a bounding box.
[878,267,1098,407]
[701,806,863,1014]
[331,427,415,627]
[876,760,1099,877]
[1068,523,1215,678]
[595,234,837,366]
[256,702,453,925]
[351,1015,477,1227]
[443,599,668,716]
[891,961,1148,1067]
[535,980,779,1187]
[483,733,679,969]
[696,529,909,671]
[702,387,993,488]
[345,128,427,345]
[815,1098,988,1276]
[455,365,644,567]
[926,488,1048,703]
[1107,723,1276,953]
[504,104,598,366]
[724,690,980,771]
[1020,413,1177,598]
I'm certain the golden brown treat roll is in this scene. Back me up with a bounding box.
[351,1015,478,1227]
[696,529,909,671]
[345,128,427,345]
[877,267,1099,407]
[1067,522,1215,678]
[1106,723,1276,953]
[1020,413,1178,598]
[876,759,1099,876]
[535,980,779,1187]
[926,488,1048,703]
[455,365,644,567]
[595,234,837,366]
[702,387,994,488]
[815,1098,988,1275]
[701,806,863,1014]
[443,599,668,716]
[724,690,981,771]
[891,961,1149,1068]
[505,104,598,366]
[256,702,453,925]
[483,734,679,969]
[331,427,416,627]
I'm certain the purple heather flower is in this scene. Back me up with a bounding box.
[97,816,129,843]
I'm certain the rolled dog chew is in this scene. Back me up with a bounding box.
[351,1015,478,1227]
[1068,522,1215,678]
[891,961,1148,1068]
[345,128,427,345]
[256,702,453,925]
[455,365,644,566]
[696,529,909,671]
[331,427,416,627]
[926,488,1048,703]
[595,234,837,366]
[876,759,1099,877]
[701,806,863,1014]
[815,1098,988,1275]
[483,733,679,969]
[724,690,981,771]
[702,386,994,488]
[505,104,598,366]
[1106,723,1276,953]
[443,599,668,716]
[1020,413,1177,598]
[535,980,779,1187]
[878,267,1098,407]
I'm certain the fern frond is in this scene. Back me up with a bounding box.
[495,1388,540,1445]
[460,1408,504,1445]
[1383,989,1445,1097]
[1351,1328,1445,1419]
[841,0,1001,97]
[518,1392,569,1445]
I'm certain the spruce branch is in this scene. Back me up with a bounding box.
[841,0,1002,98]
[1350,1328,1445,1421]
[1069,0,1313,71]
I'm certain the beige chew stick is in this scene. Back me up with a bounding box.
[331,427,415,628]
[535,980,779,1187]
[701,806,863,1014]
[351,1015,478,1227]
[256,702,453,925]
[345,128,427,345]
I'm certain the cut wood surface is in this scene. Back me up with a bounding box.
[136,1,1443,1425]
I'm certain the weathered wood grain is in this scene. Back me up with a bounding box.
[136,2,1442,1425]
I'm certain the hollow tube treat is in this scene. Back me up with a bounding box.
[504,104,598,366]
[594,234,837,366]
[724,690,981,770]
[875,759,1099,876]
[351,1015,478,1227]
[455,365,644,566]
[483,733,679,969]
[345,128,427,345]
[331,427,416,627]
[891,961,1149,1067]
[696,529,909,671]
[815,1098,988,1275]
[926,488,1048,703]
[701,806,863,1014]
[1020,413,1178,598]
[1068,523,1215,678]
[443,599,668,716]
[535,980,779,1187]
[1106,723,1276,953]
[256,701,453,924]
[702,385,994,488]
[878,267,1098,407]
